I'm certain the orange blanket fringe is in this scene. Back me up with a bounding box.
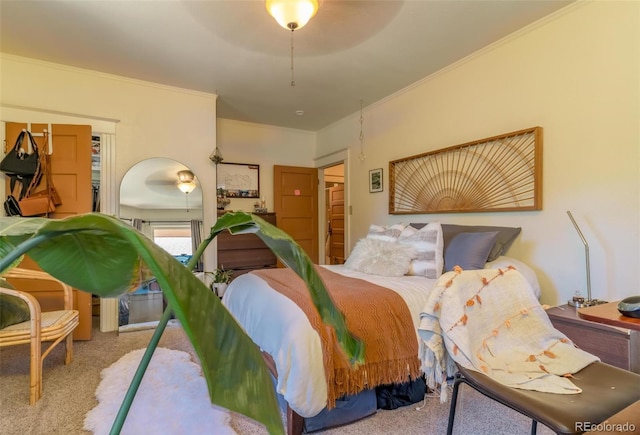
[252,267,422,408]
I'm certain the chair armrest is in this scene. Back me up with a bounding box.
[2,268,75,310]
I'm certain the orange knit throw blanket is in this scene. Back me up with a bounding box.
[251,267,422,408]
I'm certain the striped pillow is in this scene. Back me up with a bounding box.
[398,222,444,279]
[366,223,407,242]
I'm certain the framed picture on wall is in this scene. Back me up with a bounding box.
[216,162,260,198]
[369,168,383,193]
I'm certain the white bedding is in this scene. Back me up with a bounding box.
[221,264,436,417]
[221,259,541,418]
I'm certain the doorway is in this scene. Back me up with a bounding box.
[322,163,345,264]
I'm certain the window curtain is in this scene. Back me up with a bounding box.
[132,218,142,231]
[131,217,153,240]
[191,219,203,272]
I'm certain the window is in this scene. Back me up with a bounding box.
[153,227,192,265]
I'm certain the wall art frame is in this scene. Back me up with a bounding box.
[389,126,543,214]
[369,168,383,193]
[216,162,260,198]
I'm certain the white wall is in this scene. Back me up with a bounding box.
[216,118,316,213]
[317,2,640,305]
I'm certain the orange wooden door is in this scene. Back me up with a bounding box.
[328,184,345,264]
[273,165,319,263]
[4,122,94,340]
[47,123,93,219]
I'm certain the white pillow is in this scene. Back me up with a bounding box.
[398,222,444,279]
[344,238,416,277]
[366,223,407,242]
[484,256,541,299]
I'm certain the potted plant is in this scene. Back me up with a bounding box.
[0,211,364,435]
[216,187,230,210]
[206,266,233,297]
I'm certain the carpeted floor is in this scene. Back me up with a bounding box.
[0,319,554,434]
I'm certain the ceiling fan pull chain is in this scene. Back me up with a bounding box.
[290,29,295,87]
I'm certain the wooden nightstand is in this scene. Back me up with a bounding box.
[546,304,640,374]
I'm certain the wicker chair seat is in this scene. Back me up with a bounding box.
[0,268,80,404]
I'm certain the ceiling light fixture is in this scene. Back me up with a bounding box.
[265,0,319,87]
[177,170,196,194]
[265,0,318,31]
[177,170,197,212]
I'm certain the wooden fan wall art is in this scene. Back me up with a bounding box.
[389,127,542,214]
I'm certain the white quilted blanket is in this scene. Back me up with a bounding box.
[222,264,435,417]
[418,266,599,402]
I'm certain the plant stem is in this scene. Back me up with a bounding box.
[109,306,173,434]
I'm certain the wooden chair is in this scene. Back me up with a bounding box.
[447,361,640,435]
[0,268,79,404]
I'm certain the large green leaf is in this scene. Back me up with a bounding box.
[0,216,137,295]
[0,214,282,433]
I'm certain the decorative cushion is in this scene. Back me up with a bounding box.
[0,280,30,329]
[398,222,444,279]
[441,224,521,262]
[366,223,407,243]
[344,238,416,277]
[444,231,499,271]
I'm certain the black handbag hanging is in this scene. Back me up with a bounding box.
[3,182,22,217]
[0,130,40,177]
[3,194,21,216]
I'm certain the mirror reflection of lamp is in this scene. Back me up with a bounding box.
[177,170,196,211]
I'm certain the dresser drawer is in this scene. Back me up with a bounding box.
[216,212,278,275]
[552,320,632,369]
[546,305,640,373]
[218,232,268,251]
[218,247,277,269]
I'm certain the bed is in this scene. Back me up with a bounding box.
[221,222,539,434]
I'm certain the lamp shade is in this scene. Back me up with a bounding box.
[177,170,196,194]
[177,181,196,194]
[265,0,318,30]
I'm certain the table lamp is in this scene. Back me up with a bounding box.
[567,211,607,307]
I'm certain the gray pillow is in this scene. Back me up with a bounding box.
[441,224,521,262]
[444,231,499,271]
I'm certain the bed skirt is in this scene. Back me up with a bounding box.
[272,378,377,433]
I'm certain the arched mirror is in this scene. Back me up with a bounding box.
[118,158,203,331]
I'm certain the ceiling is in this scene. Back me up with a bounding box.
[0,0,573,132]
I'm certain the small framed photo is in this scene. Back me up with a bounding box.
[369,168,383,193]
